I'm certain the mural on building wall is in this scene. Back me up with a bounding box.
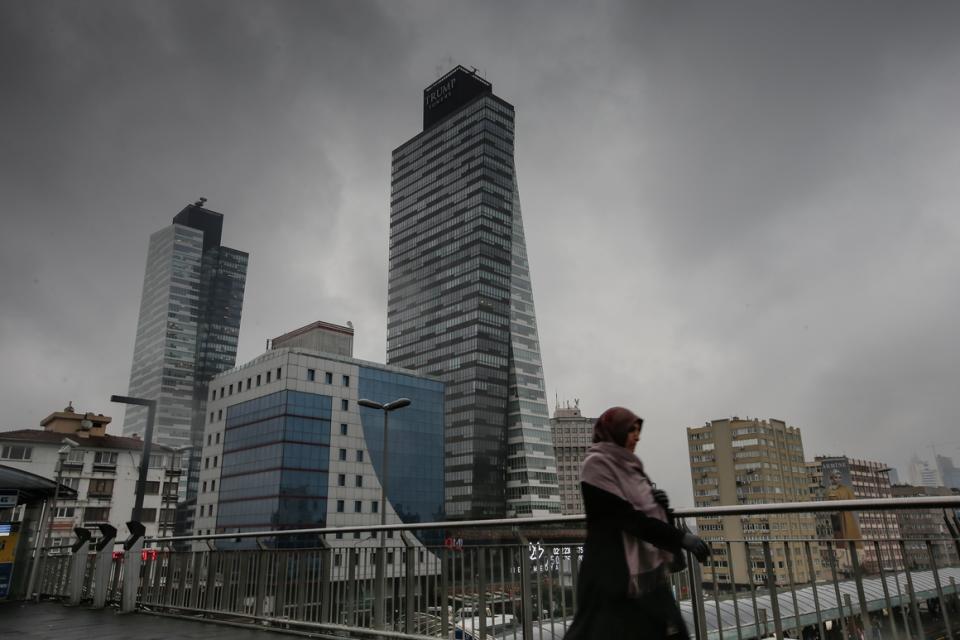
[821,460,862,543]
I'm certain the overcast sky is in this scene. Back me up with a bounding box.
[3,1,960,504]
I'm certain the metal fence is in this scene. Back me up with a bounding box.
[29,496,960,640]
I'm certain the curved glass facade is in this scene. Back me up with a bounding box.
[358,367,445,524]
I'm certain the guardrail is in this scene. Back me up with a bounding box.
[26,497,960,640]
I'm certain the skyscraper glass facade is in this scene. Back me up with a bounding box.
[124,203,248,526]
[387,67,560,518]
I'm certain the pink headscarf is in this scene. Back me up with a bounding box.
[581,407,673,597]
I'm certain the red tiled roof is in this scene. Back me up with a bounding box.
[0,429,173,451]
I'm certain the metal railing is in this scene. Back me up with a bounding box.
[27,496,960,640]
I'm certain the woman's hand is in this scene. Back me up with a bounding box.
[681,533,711,562]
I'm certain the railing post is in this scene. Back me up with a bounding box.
[926,539,955,640]
[478,546,488,640]
[762,541,784,640]
[404,540,416,634]
[827,540,850,640]
[689,544,708,640]
[726,541,743,640]
[67,528,92,605]
[440,544,450,638]
[803,540,826,640]
[91,524,117,608]
[518,533,534,640]
[319,541,332,624]
[899,539,925,639]
[873,540,901,640]
[120,521,145,613]
[848,540,873,639]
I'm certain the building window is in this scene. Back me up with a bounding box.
[93,451,118,466]
[229,384,233,396]
[307,369,316,382]
[246,377,252,390]
[325,372,333,384]
[220,386,225,397]
[372,501,379,514]
[211,389,217,401]
[217,409,223,421]
[355,475,363,487]
[139,508,158,523]
[83,507,110,524]
[256,374,261,386]
[336,500,345,513]
[342,375,350,387]
[202,481,207,493]
[215,432,220,444]
[213,455,218,467]
[88,478,114,498]
[207,434,212,446]
[1,445,32,461]
[276,367,282,379]
[341,399,349,411]
[54,506,76,519]
[356,450,364,463]
[354,501,362,513]
[205,458,210,469]
[340,423,348,435]
[267,370,272,383]
[338,449,347,461]
[338,473,346,487]
[209,412,214,423]
[145,481,161,495]
[335,532,343,540]
[210,479,216,491]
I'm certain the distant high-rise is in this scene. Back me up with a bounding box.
[551,402,595,515]
[124,200,248,509]
[387,66,560,519]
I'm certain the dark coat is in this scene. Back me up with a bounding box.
[564,482,688,640]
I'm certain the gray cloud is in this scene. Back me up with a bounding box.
[3,0,960,504]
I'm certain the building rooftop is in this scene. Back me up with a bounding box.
[0,429,172,452]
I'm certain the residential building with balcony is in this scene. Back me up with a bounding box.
[686,417,821,588]
[0,404,180,545]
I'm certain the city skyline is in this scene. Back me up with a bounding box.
[3,1,960,507]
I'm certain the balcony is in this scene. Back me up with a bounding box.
[34,496,960,640]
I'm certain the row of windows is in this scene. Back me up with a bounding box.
[335,499,378,514]
[212,367,283,400]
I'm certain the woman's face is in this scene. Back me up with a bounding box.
[624,421,641,452]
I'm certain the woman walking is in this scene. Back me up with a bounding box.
[565,406,710,640]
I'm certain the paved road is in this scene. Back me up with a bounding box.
[0,601,310,640]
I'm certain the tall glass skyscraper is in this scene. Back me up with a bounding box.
[124,200,248,511]
[387,67,561,519]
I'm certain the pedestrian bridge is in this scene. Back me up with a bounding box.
[10,497,960,640]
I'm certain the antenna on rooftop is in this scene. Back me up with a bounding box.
[195,197,208,207]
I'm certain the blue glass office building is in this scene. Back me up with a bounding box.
[196,346,444,538]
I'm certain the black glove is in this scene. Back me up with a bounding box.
[652,488,670,511]
[681,533,710,563]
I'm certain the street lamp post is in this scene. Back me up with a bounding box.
[110,395,157,522]
[357,397,411,630]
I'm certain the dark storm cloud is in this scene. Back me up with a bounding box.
[2,0,959,502]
